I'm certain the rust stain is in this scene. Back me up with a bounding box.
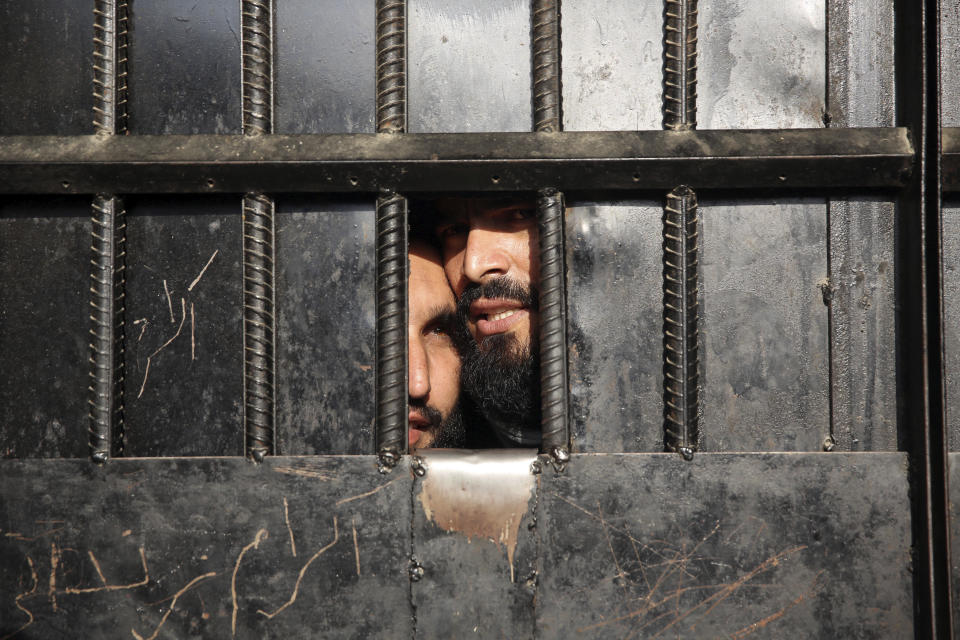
[416,449,537,582]
[1,556,38,640]
[258,517,339,620]
[131,571,216,640]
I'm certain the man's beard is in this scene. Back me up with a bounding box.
[409,401,466,448]
[455,277,541,446]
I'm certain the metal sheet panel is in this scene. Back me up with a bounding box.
[826,0,897,451]
[408,0,531,132]
[946,203,960,452]
[566,201,664,452]
[410,450,538,638]
[951,453,960,623]
[943,0,960,127]
[275,198,375,455]
[124,197,243,456]
[0,1,92,135]
[127,0,241,134]
[0,457,412,639]
[274,0,376,134]
[560,0,663,132]
[698,1,825,129]
[0,199,90,458]
[536,453,913,639]
[700,199,829,451]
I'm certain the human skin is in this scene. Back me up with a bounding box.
[408,241,461,449]
[434,197,540,353]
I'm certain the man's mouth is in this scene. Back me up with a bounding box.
[470,298,529,337]
[408,411,430,447]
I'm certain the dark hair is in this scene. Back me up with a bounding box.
[408,198,439,246]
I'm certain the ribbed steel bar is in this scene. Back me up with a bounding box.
[376,0,405,133]
[662,0,698,130]
[537,189,569,463]
[242,0,276,460]
[242,194,276,461]
[532,0,569,464]
[532,0,562,133]
[375,0,407,468]
[662,187,700,459]
[662,0,700,459]
[375,193,407,468]
[88,0,129,462]
[241,0,273,135]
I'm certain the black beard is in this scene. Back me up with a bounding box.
[455,277,541,446]
[409,400,466,448]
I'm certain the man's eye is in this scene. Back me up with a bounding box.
[508,207,535,221]
[436,224,467,240]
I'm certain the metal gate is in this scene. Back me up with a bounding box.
[0,0,956,637]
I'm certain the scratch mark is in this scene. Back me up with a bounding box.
[351,519,360,577]
[136,319,150,342]
[163,280,174,323]
[729,571,825,639]
[138,298,187,398]
[48,542,60,611]
[131,572,216,640]
[64,547,148,593]
[190,303,195,361]
[137,357,152,399]
[272,466,332,481]
[232,529,268,637]
[597,501,629,600]
[1,556,38,640]
[257,517,339,620]
[150,298,187,359]
[4,527,63,542]
[283,499,297,558]
[188,249,219,291]
[335,477,400,506]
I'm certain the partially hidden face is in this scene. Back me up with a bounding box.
[408,241,462,449]
[434,197,540,355]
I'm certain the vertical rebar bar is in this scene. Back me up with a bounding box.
[663,0,698,131]
[662,0,700,458]
[242,0,276,460]
[88,0,129,462]
[375,0,407,469]
[532,0,562,133]
[532,0,569,466]
[662,187,700,458]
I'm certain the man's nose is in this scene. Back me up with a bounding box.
[408,336,430,400]
[462,229,510,284]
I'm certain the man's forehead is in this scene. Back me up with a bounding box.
[434,196,535,219]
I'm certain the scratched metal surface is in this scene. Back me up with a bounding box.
[560,0,663,132]
[411,449,538,638]
[0,456,412,639]
[536,453,913,639]
[943,0,960,128]
[0,453,914,637]
[274,0,376,134]
[825,0,897,451]
[944,1,960,453]
[699,198,829,451]
[565,202,664,452]
[946,202,960,453]
[124,197,243,457]
[127,0,241,135]
[272,2,377,454]
[0,199,90,458]
[698,1,825,129]
[0,1,92,135]
[275,197,376,455]
[951,453,960,625]
[407,0,531,133]
[696,1,829,450]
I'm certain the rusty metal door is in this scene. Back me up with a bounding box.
[0,0,956,638]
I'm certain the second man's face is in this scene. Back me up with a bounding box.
[434,197,540,357]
